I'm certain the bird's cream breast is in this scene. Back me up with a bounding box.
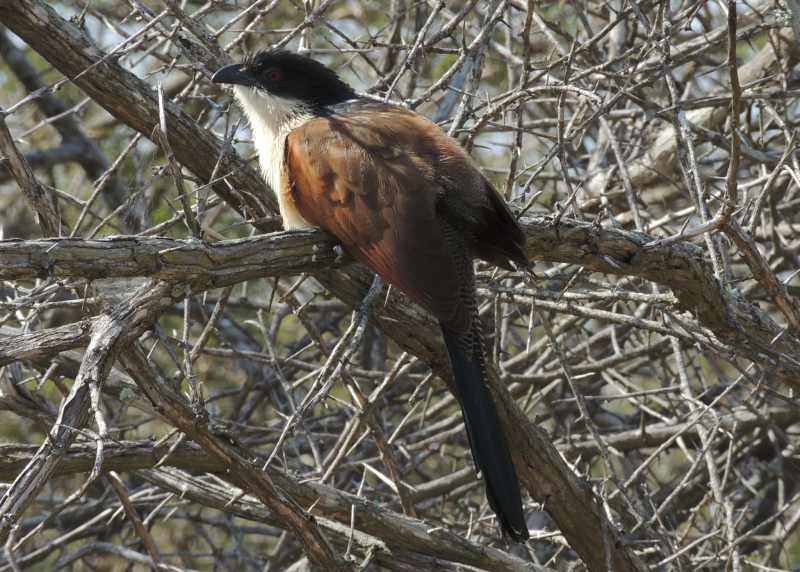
[233,86,315,230]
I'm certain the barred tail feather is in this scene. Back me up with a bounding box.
[441,326,528,541]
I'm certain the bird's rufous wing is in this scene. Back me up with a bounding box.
[284,107,468,330]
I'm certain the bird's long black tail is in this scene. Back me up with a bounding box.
[441,325,528,541]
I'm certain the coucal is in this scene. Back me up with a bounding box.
[212,50,529,541]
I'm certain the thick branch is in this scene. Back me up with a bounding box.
[0,231,338,283]
[0,321,93,368]
[2,218,798,383]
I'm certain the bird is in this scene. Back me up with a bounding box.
[212,50,529,541]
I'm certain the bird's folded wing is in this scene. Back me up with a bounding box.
[284,108,469,331]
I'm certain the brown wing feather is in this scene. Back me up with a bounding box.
[285,105,526,331]
[285,107,469,330]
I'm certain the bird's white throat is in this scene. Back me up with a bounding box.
[233,86,315,229]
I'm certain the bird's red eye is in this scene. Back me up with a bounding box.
[266,68,283,82]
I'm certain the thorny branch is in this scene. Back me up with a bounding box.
[1,0,799,570]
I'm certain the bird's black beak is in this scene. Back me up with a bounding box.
[212,63,255,87]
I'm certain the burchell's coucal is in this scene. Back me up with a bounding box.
[212,51,528,540]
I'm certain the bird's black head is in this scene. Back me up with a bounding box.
[212,50,357,110]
